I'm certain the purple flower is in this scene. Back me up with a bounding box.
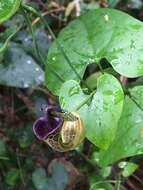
[33,105,63,140]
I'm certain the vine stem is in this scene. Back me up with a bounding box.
[16,150,26,187]
[120,76,143,115]
[126,90,143,112]
[90,180,121,190]
[74,0,81,16]
[49,90,95,119]
[21,4,92,92]
[51,111,77,121]
[20,6,64,83]
[21,7,43,65]
[0,25,22,53]
[32,7,65,25]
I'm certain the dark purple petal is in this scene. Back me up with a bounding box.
[33,105,64,140]
[33,109,63,140]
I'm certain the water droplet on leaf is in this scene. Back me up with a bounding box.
[35,68,40,72]
[37,75,44,82]
[23,83,29,88]
[104,14,109,22]
[52,57,56,61]
[27,60,32,65]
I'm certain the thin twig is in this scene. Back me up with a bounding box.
[15,90,33,111]
[120,76,128,86]
[36,0,48,10]
[132,174,143,187]
[32,7,65,25]
[16,150,26,187]
[21,7,44,66]
[22,4,91,92]
[50,12,66,22]
[74,0,81,16]
[90,180,121,190]
[24,5,66,84]
[125,178,135,190]
[33,86,58,102]
[76,151,99,171]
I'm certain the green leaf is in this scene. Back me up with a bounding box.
[87,74,124,149]
[100,166,112,178]
[0,26,21,53]
[59,73,124,149]
[32,168,48,190]
[18,124,34,148]
[89,174,113,190]
[0,43,44,88]
[32,163,68,190]
[85,72,102,90]
[0,139,6,156]
[59,80,87,111]
[108,0,120,7]
[90,182,113,190]
[5,169,20,186]
[16,26,51,59]
[46,8,143,95]
[48,162,68,190]
[129,0,142,9]
[118,161,138,177]
[0,0,21,23]
[99,86,143,166]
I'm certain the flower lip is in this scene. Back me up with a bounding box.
[33,105,63,140]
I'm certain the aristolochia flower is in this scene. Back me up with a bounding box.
[33,105,63,140]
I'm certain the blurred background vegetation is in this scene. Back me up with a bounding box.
[1,0,143,189]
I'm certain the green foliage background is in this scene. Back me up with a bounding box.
[1,0,143,190]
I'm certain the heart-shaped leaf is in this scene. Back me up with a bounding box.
[59,80,88,111]
[99,86,143,166]
[0,43,44,88]
[86,73,124,149]
[32,163,68,190]
[59,73,124,149]
[59,79,89,128]
[46,8,143,95]
[0,0,21,23]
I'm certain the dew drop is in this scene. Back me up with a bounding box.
[27,60,32,65]
[118,161,127,168]
[35,67,40,72]
[95,158,99,162]
[135,118,142,124]
[37,75,44,82]
[88,58,95,63]
[135,142,142,148]
[104,14,109,22]
[111,96,115,102]
[52,57,56,61]
[48,35,52,40]
[23,83,29,88]
[24,38,29,42]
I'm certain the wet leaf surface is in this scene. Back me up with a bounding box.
[0,43,44,88]
[0,0,21,23]
[46,8,143,95]
[59,73,124,149]
[32,162,68,190]
[99,86,143,166]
